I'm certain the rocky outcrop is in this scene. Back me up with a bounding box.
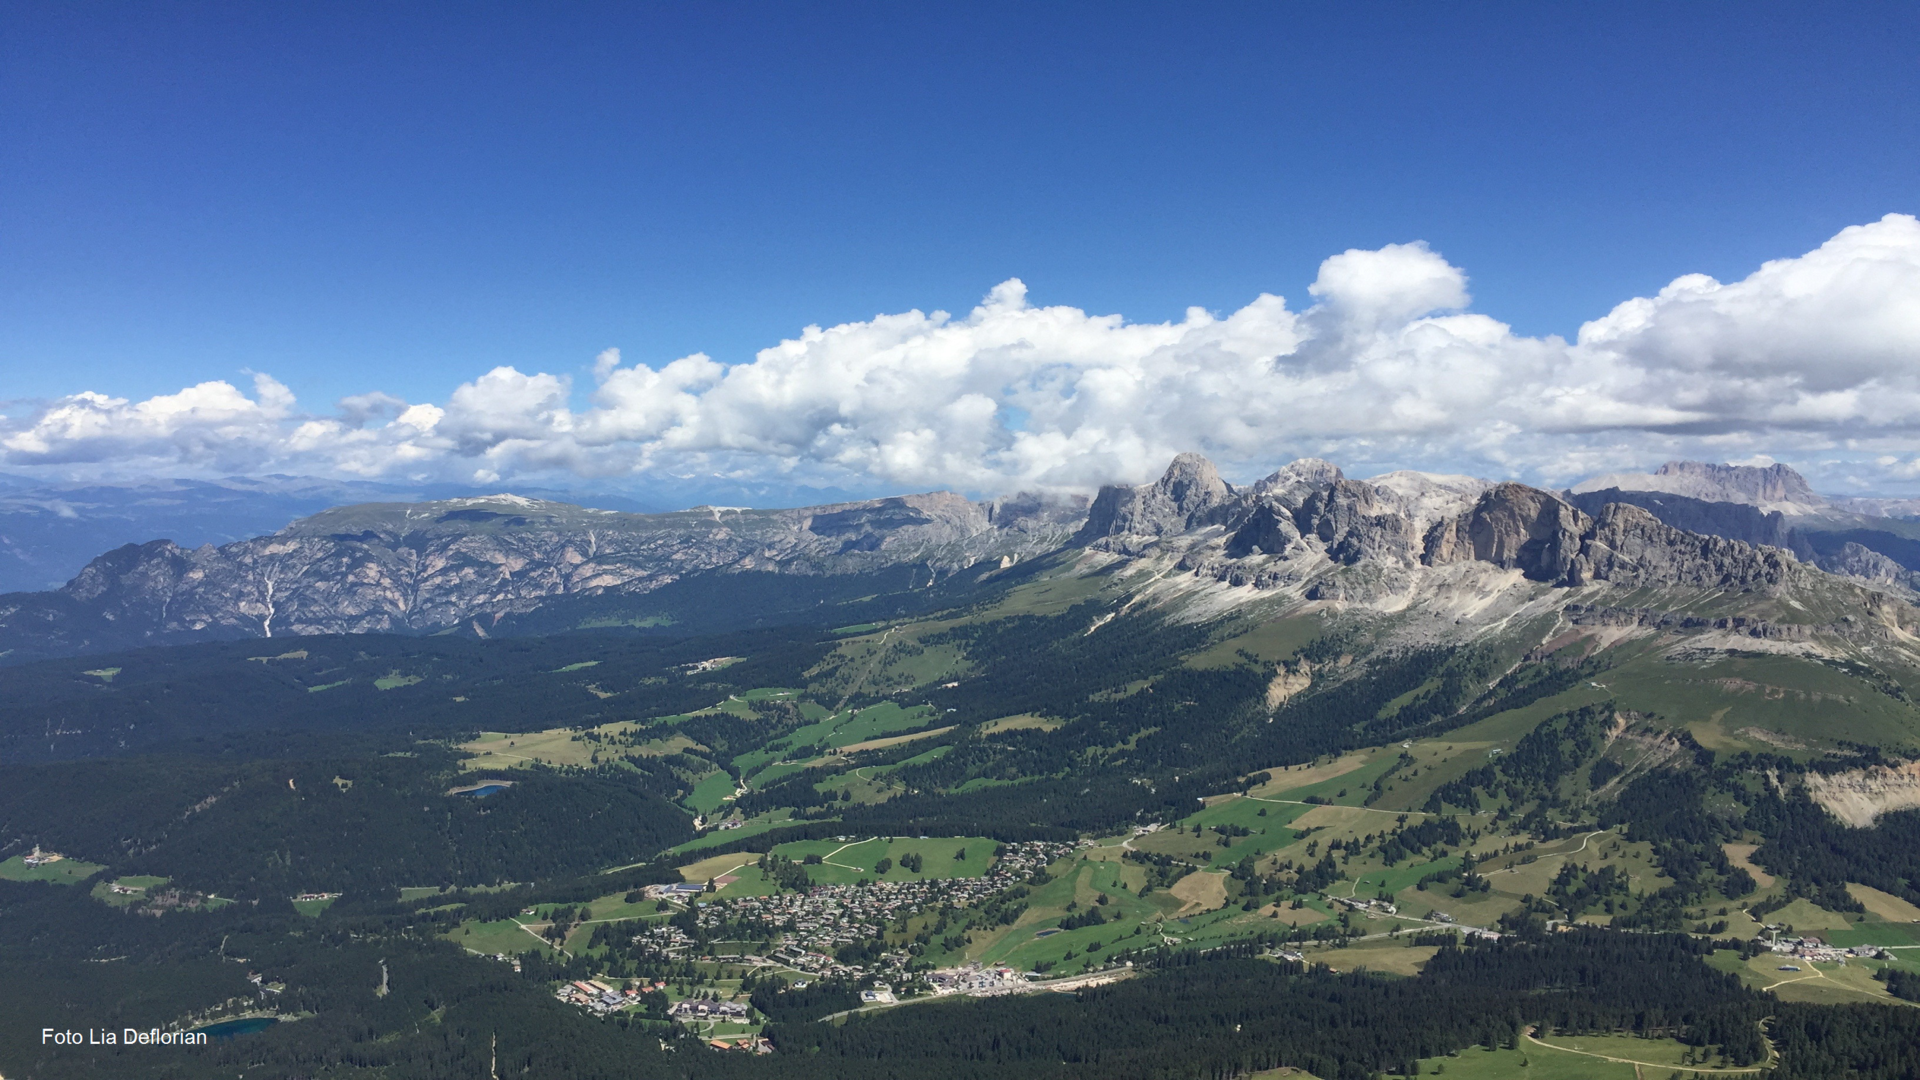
[1565,488,1806,555]
[1806,760,1920,827]
[1814,542,1919,588]
[1569,503,1796,589]
[1421,486,1796,590]
[1422,483,1589,581]
[1264,660,1314,709]
[1077,453,1237,553]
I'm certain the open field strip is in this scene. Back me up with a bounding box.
[1524,1028,1771,1074]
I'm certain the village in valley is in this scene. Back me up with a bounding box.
[427,681,1920,1057]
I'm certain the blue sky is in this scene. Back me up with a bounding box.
[4,3,1919,499]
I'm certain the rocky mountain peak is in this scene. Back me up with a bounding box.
[1422,483,1590,581]
[1252,458,1344,495]
[1076,453,1237,552]
[1156,452,1234,507]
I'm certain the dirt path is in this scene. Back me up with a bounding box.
[820,837,880,871]
[1241,794,1489,819]
[516,919,568,958]
[1487,830,1610,876]
[1522,1026,1770,1074]
[834,627,898,712]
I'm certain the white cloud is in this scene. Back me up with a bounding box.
[7,214,1920,497]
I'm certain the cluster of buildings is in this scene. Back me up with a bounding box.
[1765,932,1888,965]
[556,979,649,1014]
[626,841,1075,986]
[671,841,1077,975]
[22,846,64,867]
[923,964,1029,997]
[644,881,709,902]
[667,998,749,1021]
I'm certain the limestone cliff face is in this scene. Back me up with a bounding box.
[1806,760,1920,827]
[1570,503,1796,589]
[1421,483,1589,582]
[1075,457,1805,600]
[1571,459,1825,511]
[1076,452,1236,554]
[1421,486,1796,590]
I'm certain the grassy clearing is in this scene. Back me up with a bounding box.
[1723,843,1775,889]
[838,726,953,753]
[1184,617,1322,670]
[667,813,799,855]
[458,728,599,769]
[1413,1044,1637,1079]
[1313,939,1440,976]
[91,875,169,907]
[1847,883,1920,922]
[828,703,941,747]
[1525,1031,1721,1069]
[375,671,423,690]
[979,714,1062,734]
[450,916,556,957]
[1763,898,1855,932]
[0,854,105,884]
[1253,747,1403,806]
[1167,870,1228,914]
[293,896,339,917]
[769,836,994,885]
[684,771,740,815]
[1820,921,1920,947]
[678,851,762,884]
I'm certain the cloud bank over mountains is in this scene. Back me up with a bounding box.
[8,214,1920,499]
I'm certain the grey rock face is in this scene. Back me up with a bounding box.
[1815,542,1917,588]
[1651,460,1820,505]
[1571,459,1825,509]
[1422,486,1796,590]
[1,451,1865,661]
[1422,483,1589,582]
[1077,452,1237,553]
[1568,503,1795,589]
[1089,456,1803,596]
[0,490,1087,647]
[1565,489,1805,555]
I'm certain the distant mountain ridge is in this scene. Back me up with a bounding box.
[7,454,1920,664]
[1571,460,1825,514]
[0,474,665,594]
[1564,461,1920,592]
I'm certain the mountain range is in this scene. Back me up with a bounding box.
[5,454,1920,665]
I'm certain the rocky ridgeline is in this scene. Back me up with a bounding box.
[1078,456,1799,596]
[0,453,1900,655]
[0,491,1084,648]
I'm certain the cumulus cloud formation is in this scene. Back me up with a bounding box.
[7,214,1920,496]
